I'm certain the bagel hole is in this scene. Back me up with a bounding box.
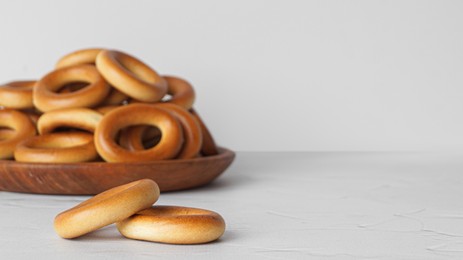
[0,127,15,140]
[57,81,89,94]
[51,127,93,134]
[141,125,161,149]
[117,58,156,84]
[118,125,162,150]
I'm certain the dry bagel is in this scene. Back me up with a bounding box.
[96,50,167,102]
[33,64,110,112]
[162,76,195,109]
[54,179,160,239]
[14,132,98,163]
[37,108,102,134]
[94,104,184,162]
[0,81,36,109]
[117,206,226,244]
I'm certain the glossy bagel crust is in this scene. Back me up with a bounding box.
[0,81,36,109]
[96,50,167,102]
[54,179,160,239]
[55,48,103,69]
[117,206,226,244]
[37,108,103,134]
[163,76,195,109]
[33,64,110,112]
[0,109,36,159]
[94,104,184,162]
[14,132,98,163]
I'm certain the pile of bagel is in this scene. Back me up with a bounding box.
[0,48,218,163]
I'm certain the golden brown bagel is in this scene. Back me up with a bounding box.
[96,50,167,102]
[33,64,110,112]
[94,104,183,162]
[189,108,219,156]
[14,132,98,163]
[0,109,36,159]
[163,76,196,109]
[55,48,103,69]
[37,108,103,134]
[0,81,36,109]
[54,179,160,239]
[120,104,201,159]
[117,206,226,244]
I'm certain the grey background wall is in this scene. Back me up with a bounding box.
[0,0,462,151]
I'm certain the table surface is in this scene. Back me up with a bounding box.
[1,152,463,259]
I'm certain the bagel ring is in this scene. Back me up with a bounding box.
[33,64,110,112]
[54,179,160,239]
[56,49,129,105]
[189,108,219,156]
[37,108,103,134]
[120,104,202,158]
[163,76,196,109]
[0,109,36,159]
[96,50,167,102]
[94,104,184,162]
[117,206,226,244]
[14,132,98,163]
[0,81,36,109]
[55,48,103,69]
[123,104,201,159]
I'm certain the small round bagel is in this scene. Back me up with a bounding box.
[0,81,36,109]
[34,64,110,112]
[0,109,36,159]
[189,108,219,156]
[55,48,103,69]
[163,76,195,109]
[54,179,160,239]
[117,206,226,244]
[14,132,98,163]
[94,104,183,162]
[37,108,103,134]
[120,104,201,159]
[96,50,167,102]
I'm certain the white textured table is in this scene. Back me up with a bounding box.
[1,152,463,259]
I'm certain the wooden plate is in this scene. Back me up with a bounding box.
[0,147,235,195]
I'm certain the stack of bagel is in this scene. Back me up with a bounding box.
[0,48,219,163]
